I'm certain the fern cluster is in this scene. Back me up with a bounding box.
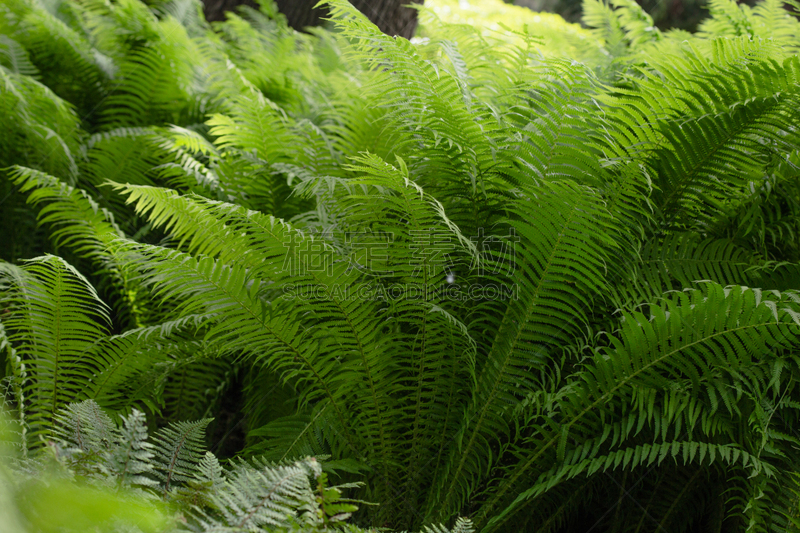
[0,399,387,532]
[4,0,800,531]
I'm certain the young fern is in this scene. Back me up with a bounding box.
[18,399,390,532]
[109,409,159,491]
[151,417,212,497]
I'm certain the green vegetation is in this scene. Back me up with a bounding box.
[3,0,800,531]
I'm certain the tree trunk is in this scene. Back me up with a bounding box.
[348,0,425,39]
[203,0,259,23]
[273,0,328,30]
[203,0,425,40]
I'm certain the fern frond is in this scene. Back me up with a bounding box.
[0,35,39,78]
[109,408,159,490]
[609,233,760,310]
[86,318,218,414]
[2,0,110,120]
[11,165,124,261]
[582,0,627,58]
[422,517,475,533]
[197,457,317,530]
[697,0,756,39]
[430,179,617,522]
[604,39,800,229]
[53,399,116,457]
[157,347,235,422]
[0,69,80,180]
[697,0,800,49]
[151,417,212,496]
[481,283,800,530]
[172,450,224,508]
[1,256,111,441]
[10,165,147,328]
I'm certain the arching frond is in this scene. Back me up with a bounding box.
[481,283,800,530]
[0,256,110,442]
[609,233,761,310]
[430,179,617,522]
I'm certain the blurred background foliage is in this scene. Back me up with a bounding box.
[417,0,604,64]
[509,0,754,31]
[205,0,764,38]
[431,0,767,34]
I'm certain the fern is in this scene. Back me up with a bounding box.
[5,0,800,531]
[1,399,396,532]
[53,399,116,458]
[4,398,479,533]
[151,417,212,496]
[109,408,159,490]
[1,256,112,441]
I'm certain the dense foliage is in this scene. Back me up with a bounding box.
[3,0,800,531]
